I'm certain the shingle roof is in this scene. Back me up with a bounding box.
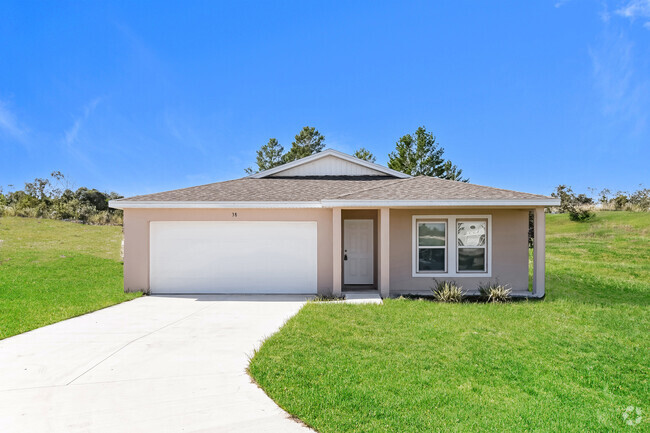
[332,176,549,201]
[116,175,551,203]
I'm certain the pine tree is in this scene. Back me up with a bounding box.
[353,147,376,163]
[388,126,468,182]
[282,126,325,163]
[440,160,467,182]
[245,138,284,174]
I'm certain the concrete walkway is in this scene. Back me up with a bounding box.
[342,291,383,304]
[0,295,314,433]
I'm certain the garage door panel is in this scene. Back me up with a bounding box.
[150,221,317,294]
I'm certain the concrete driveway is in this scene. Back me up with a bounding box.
[0,295,314,433]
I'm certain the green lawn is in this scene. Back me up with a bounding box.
[0,217,139,339]
[249,211,650,432]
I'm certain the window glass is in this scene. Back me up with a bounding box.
[415,218,489,275]
[418,248,445,271]
[416,221,446,272]
[458,248,485,271]
[457,221,486,247]
[457,220,487,272]
[418,222,446,246]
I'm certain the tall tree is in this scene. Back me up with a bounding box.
[440,160,466,182]
[353,147,376,163]
[245,138,284,174]
[283,126,325,163]
[388,126,468,182]
[24,178,51,200]
[388,126,444,176]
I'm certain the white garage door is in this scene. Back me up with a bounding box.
[150,221,318,294]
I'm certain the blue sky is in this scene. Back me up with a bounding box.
[1,1,649,197]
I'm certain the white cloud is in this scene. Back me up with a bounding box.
[615,0,650,28]
[0,99,27,140]
[64,98,101,146]
[63,117,83,146]
[616,0,650,17]
[600,8,611,23]
[589,30,648,135]
[62,98,102,172]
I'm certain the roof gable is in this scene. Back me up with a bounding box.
[249,149,410,178]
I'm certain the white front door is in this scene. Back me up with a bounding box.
[343,219,374,285]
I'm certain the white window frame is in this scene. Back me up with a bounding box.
[456,219,488,274]
[412,215,492,278]
[415,220,448,273]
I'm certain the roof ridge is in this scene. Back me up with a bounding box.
[331,176,411,200]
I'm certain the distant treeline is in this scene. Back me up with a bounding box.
[0,172,123,225]
[550,184,649,222]
[1,173,648,227]
[551,185,650,211]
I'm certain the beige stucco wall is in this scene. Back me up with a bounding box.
[122,207,530,296]
[389,208,530,293]
[123,208,334,294]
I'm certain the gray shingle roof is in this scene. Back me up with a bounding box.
[116,175,551,203]
[332,176,549,200]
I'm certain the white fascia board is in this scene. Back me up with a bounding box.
[249,149,411,179]
[108,200,323,209]
[320,198,561,207]
[109,198,560,209]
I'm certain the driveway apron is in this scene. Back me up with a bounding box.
[0,295,314,433]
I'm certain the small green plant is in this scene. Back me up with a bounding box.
[478,282,512,303]
[431,281,465,303]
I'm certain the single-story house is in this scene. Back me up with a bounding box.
[109,149,559,298]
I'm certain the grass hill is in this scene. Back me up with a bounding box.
[0,217,139,339]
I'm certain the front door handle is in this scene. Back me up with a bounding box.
[344,254,348,261]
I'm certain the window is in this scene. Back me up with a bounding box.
[457,221,487,272]
[416,221,446,272]
[413,215,491,278]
